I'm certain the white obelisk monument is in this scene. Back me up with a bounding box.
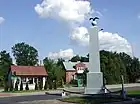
[85,21,103,94]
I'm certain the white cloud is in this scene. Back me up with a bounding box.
[48,49,74,59]
[34,0,92,24]
[70,26,132,56]
[35,0,132,56]
[0,17,5,24]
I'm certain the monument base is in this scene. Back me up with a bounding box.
[85,72,103,94]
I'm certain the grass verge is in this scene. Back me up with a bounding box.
[1,89,56,93]
[61,96,124,104]
[127,90,140,95]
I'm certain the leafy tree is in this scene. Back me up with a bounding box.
[0,50,12,89]
[70,55,81,62]
[43,57,65,87]
[129,57,140,82]
[12,42,38,66]
[80,56,88,62]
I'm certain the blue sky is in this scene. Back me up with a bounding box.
[0,0,140,60]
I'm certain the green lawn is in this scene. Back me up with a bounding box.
[127,90,140,95]
[61,90,140,104]
[2,89,50,93]
[61,97,124,104]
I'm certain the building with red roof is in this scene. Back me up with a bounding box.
[8,65,48,90]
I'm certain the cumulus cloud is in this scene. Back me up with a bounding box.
[70,26,132,56]
[34,0,92,24]
[48,49,74,59]
[0,17,5,24]
[35,0,132,56]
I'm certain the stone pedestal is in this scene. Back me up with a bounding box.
[85,72,103,94]
[85,26,103,94]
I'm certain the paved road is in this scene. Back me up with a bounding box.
[0,94,61,104]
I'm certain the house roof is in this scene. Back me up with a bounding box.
[63,61,89,71]
[11,65,48,76]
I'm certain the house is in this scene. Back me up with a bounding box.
[8,65,48,90]
[62,61,88,83]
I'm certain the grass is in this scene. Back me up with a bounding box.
[1,89,56,93]
[127,90,140,95]
[61,96,124,104]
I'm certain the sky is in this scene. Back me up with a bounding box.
[0,0,140,61]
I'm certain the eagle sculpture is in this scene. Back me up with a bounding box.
[89,17,99,26]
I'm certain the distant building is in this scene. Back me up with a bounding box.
[8,65,48,90]
[62,61,88,83]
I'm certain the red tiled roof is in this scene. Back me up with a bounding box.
[11,65,48,76]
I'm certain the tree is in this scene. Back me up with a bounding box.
[80,56,89,62]
[70,55,81,62]
[0,50,12,89]
[43,57,65,88]
[129,57,140,82]
[100,50,127,84]
[12,42,38,66]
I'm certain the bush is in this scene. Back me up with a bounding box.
[53,80,57,90]
[39,81,43,90]
[14,81,18,91]
[4,81,8,92]
[25,82,29,90]
[35,82,38,90]
[70,79,77,85]
[9,79,13,91]
[49,81,52,90]
[44,81,48,90]
[20,81,23,91]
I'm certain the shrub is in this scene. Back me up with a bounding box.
[9,79,13,91]
[53,80,57,90]
[25,82,29,90]
[20,81,23,91]
[4,81,9,92]
[35,82,38,90]
[70,79,77,85]
[14,81,18,91]
[44,80,48,90]
[39,81,43,90]
[49,81,52,90]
